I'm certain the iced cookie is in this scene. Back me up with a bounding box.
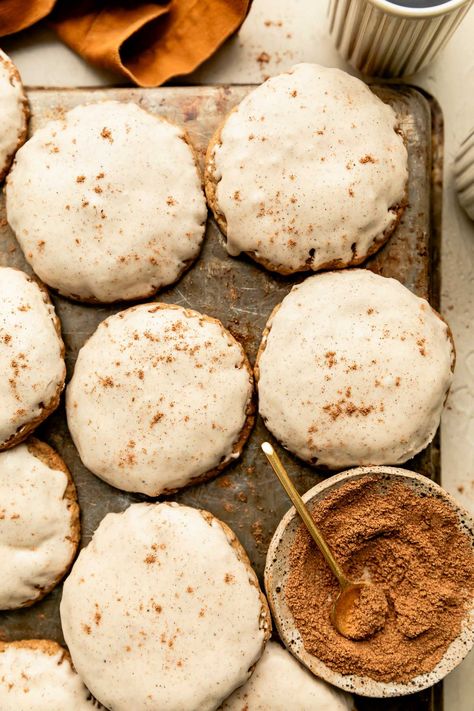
[66,303,254,495]
[0,267,65,450]
[206,63,407,274]
[61,502,271,711]
[0,640,95,709]
[6,101,207,302]
[221,641,352,710]
[256,270,454,468]
[0,49,28,181]
[0,439,80,609]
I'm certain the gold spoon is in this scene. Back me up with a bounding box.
[261,442,388,640]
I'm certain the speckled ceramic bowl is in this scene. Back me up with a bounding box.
[264,466,474,697]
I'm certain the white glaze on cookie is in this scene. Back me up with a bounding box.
[257,270,454,468]
[0,443,78,609]
[61,502,269,711]
[0,641,95,709]
[6,101,207,302]
[0,50,27,181]
[0,268,65,448]
[66,303,253,495]
[208,64,407,273]
[221,642,352,711]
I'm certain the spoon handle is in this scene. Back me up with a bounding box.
[261,442,349,588]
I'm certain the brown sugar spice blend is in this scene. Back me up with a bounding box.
[286,476,474,683]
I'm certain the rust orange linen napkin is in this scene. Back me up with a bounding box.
[0,0,251,86]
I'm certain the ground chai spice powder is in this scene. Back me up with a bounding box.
[286,475,474,683]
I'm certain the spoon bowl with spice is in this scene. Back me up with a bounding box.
[332,581,389,641]
[264,464,474,697]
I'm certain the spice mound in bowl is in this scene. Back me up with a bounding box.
[265,467,474,697]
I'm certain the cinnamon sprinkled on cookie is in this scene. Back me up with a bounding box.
[205,64,407,275]
[6,101,207,303]
[61,503,270,710]
[256,270,454,468]
[66,303,254,495]
[0,640,95,709]
[0,50,28,181]
[0,440,79,610]
[222,641,351,710]
[0,267,65,450]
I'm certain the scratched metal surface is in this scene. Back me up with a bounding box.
[0,86,442,711]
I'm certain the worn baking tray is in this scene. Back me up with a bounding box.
[0,85,443,711]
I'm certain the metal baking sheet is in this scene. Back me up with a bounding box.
[0,85,442,711]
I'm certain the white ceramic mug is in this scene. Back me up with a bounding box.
[455,127,474,220]
[328,0,473,77]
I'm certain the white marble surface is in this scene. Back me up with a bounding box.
[2,2,473,708]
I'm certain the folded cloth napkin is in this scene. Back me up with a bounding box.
[0,0,251,86]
